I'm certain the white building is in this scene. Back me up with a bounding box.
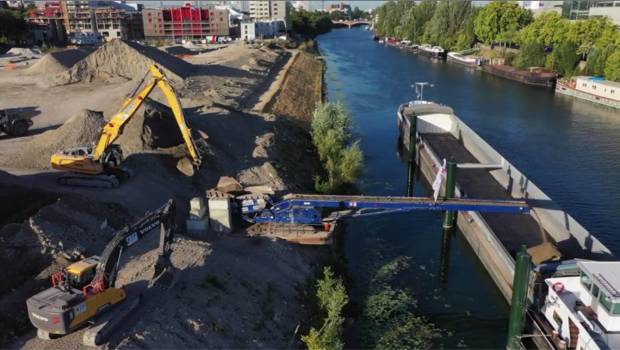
[589,2,620,26]
[293,0,310,11]
[231,0,250,12]
[517,1,562,15]
[240,19,285,41]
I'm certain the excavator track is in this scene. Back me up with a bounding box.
[82,295,141,347]
[57,173,120,189]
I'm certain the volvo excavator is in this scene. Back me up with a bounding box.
[51,64,204,188]
[26,199,176,346]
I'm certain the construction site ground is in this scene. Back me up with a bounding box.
[0,40,325,348]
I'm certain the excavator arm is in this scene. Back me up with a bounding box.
[51,65,203,186]
[84,199,175,296]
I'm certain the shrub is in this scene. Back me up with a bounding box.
[311,103,363,193]
[551,40,580,77]
[302,267,348,350]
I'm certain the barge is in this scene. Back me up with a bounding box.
[397,99,613,302]
[447,51,481,68]
[482,64,556,88]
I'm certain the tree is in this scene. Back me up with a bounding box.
[551,40,580,76]
[311,103,363,193]
[290,9,332,37]
[0,9,28,44]
[351,6,368,20]
[605,50,620,82]
[515,41,546,69]
[566,17,615,57]
[516,11,568,47]
[586,27,619,76]
[474,1,532,47]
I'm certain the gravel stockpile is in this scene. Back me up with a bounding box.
[25,49,91,75]
[0,110,105,169]
[53,40,195,85]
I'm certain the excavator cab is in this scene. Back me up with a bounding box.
[65,256,100,289]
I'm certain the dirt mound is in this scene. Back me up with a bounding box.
[0,109,105,169]
[113,98,184,157]
[25,48,91,75]
[53,39,195,85]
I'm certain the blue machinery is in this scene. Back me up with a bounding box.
[240,193,529,226]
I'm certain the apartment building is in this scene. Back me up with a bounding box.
[26,1,66,44]
[142,4,230,42]
[249,0,287,21]
[63,1,142,40]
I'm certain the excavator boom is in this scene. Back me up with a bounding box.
[51,65,203,187]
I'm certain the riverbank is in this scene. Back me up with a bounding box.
[0,39,330,349]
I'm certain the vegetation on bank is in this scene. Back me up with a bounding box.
[0,8,30,45]
[302,267,348,350]
[311,103,363,194]
[373,0,620,81]
[291,9,333,38]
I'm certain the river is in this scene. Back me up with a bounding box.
[316,27,620,348]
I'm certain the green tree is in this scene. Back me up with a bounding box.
[291,9,332,37]
[0,9,28,44]
[566,17,615,57]
[516,11,568,47]
[551,40,580,76]
[302,267,348,350]
[586,27,619,76]
[311,102,363,193]
[605,50,620,82]
[474,1,532,47]
[515,41,546,69]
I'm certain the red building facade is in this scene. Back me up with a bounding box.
[143,4,229,41]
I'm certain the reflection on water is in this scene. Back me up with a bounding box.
[318,27,620,348]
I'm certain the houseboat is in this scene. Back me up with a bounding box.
[418,44,446,60]
[556,76,620,109]
[540,261,620,349]
[447,51,481,68]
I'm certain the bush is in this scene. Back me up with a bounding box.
[605,50,620,82]
[504,52,517,66]
[515,41,546,69]
[302,267,348,350]
[311,103,363,193]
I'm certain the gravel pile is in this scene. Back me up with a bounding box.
[53,40,195,85]
[0,110,105,169]
[25,48,91,75]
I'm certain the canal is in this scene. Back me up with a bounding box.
[316,27,620,348]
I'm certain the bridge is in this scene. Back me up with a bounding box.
[331,20,370,29]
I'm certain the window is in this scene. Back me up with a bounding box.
[553,311,563,329]
[592,85,597,90]
[592,284,600,298]
[600,292,613,312]
[611,90,615,94]
[581,272,593,290]
[582,83,587,87]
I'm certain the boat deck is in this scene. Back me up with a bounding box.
[423,133,590,259]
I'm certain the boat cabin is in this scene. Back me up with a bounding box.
[542,261,620,350]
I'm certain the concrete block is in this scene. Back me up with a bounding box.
[189,197,206,219]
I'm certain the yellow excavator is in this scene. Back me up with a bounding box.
[51,64,203,188]
[27,199,176,346]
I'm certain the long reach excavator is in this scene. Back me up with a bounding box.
[51,64,203,188]
[26,199,177,346]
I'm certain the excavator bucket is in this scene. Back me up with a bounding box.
[148,262,175,290]
[176,157,195,177]
[527,242,562,265]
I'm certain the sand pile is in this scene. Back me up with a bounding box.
[53,40,195,85]
[0,110,105,169]
[25,48,91,75]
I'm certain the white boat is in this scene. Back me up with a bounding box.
[378,39,385,44]
[542,261,620,349]
[417,44,446,59]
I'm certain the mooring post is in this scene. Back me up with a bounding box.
[408,115,417,161]
[438,227,453,287]
[506,245,532,350]
[442,161,457,229]
[406,161,415,196]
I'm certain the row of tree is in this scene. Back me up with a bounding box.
[0,8,29,45]
[291,9,333,38]
[373,0,620,81]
